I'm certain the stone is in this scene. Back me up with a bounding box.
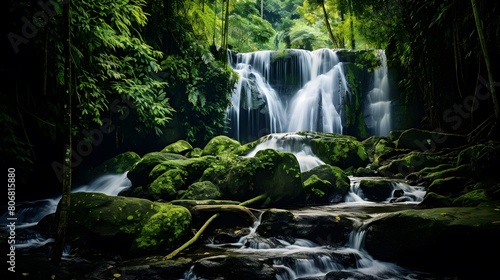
[160,139,193,155]
[60,192,191,254]
[201,135,241,156]
[180,181,222,200]
[302,164,350,204]
[128,152,187,186]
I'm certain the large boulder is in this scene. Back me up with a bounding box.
[148,156,217,184]
[302,164,350,204]
[201,149,303,206]
[300,132,369,169]
[358,179,395,202]
[147,168,187,200]
[392,128,467,151]
[364,206,500,278]
[180,181,222,200]
[127,152,187,186]
[256,208,354,246]
[190,255,276,280]
[160,139,193,155]
[61,192,191,254]
[201,135,241,156]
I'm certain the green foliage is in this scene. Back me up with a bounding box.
[42,0,175,137]
[229,0,276,52]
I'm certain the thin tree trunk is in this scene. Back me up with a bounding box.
[349,0,355,49]
[163,194,267,260]
[321,0,337,48]
[261,0,264,18]
[52,0,72,265]
[471,0,499,120]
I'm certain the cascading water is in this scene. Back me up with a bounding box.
[227,48,392,142]
[364,50,392,136]
[184,179,427,280]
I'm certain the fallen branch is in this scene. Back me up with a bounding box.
[192,205,258,223]
[163,194,267,260]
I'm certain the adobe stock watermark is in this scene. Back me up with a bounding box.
[7,0,67,54]
[397,75,500,177]
[51,97,135,182]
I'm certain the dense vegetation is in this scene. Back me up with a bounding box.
[2,0,499,198]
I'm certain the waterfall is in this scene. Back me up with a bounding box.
[364,50,392,136]
[227,48,392,142]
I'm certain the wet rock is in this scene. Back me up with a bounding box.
[161,139,193,155]
[148,168,187,200]
[302,132,369,169]
[180,181,222,200]
[393,128,467,150]
[201,135,241,156]
[302,164,350,205]
[364,206,500,278]
[201,149,303,206]
[358,179,394,202]
[325,270,378,280]
[257,209,354,246]
[427,176,469,197]
[190,255,276,280]
[127,152,187,186]
[57,192,191,255]
[78,151,141,183]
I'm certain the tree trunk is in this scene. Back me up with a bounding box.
[349,0,355,49]
[471,0,499,121]
[261,0,264,18]
[321,0,337,47]
[52,0,72,264]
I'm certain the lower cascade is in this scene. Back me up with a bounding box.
[183,180,427,280]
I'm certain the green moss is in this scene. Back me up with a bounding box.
[453,189,493,207]
[148,168,187,200]
[201,135,241,156]
[134,203,191,250]
[161,140,193,154]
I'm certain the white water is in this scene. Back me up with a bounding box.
[245,133,325,172]
[365,50,392,136]
[0,172,132,249]
[184,178,427,280]
[227,48,392,141]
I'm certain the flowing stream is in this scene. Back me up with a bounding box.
[183,178,427,280]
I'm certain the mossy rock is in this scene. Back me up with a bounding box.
[180,181,222,200]
[128,152,187,186]
[427,176,469,197]
[202,149,303,206]
[148,168,188,201]
[134,203,192,251]
[358,179,395,202]
[300,132,368,169]
[186,147,203,158]
[456,141,500,174]
[80,151,141,182]
[394,128,467,150]
[365,206,500,277]
[373,138,397,164]
[64,192,191,254]
[423,164,473,182]
[419,192,453,208]
[161,140,193,155]
[148,156,217,183]
[453,189,493,207]
[202,135,241,156]
[378,152,442,176]
[302,164,350,204]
